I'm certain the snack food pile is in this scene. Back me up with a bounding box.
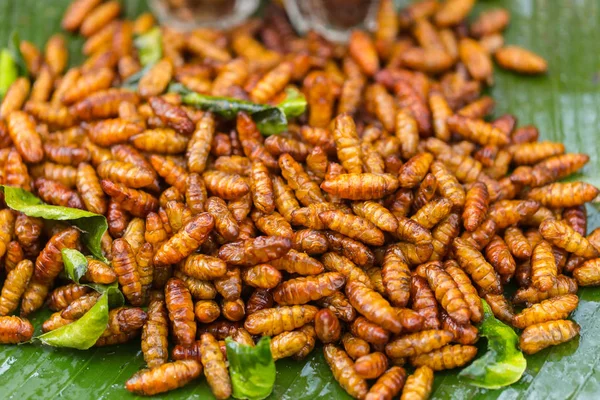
[0,0,597,399]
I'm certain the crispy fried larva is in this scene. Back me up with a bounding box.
[520,320,580,354]
[181,254,227,280]
[21,278,50,316]
[382,245,411,307]
[324,344,369,400]
[187,112,214,173]
[165,278,196,346]
[386,330,454,359]
[112,238,143,306]
[495,45,548,74]
[203,170,250,200]
[398,153,434,189]
[443,261,484,323]
[154,213,215,265]
[321,173,399,200]
[531,241,558,292]
[504,226,532,259]
[0,316,35,344]
[250,161,275,213]
[346,280,403,334]
[319,210,385,246]
[244,305,318,336]
[418,261,470,325]
[430,161,465,208]
[34,227,80,284]
[0,260,34,316]
[199,333,232,399]
[101,180,158,217]
[125,360,202,396]
[270,330,308,360]
[273,272,346,305]
[411,344,477,371]
[513,294,579,329]
[219,236,291,267]
[573,259,600,286]
[48,283,90,311]
[6,110,44,163]
[400,365,434,400]
[411,275,440,330]
[314,308,342,344]
[141,298,169,368]
[462,182,488,231]
[453,238,502,294]
[540,219,600,259]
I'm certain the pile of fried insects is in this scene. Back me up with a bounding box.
[0,0,598,399]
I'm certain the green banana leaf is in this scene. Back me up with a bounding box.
[1,0,599,399]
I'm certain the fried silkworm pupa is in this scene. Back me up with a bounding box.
[410,344,478,371]
[0,316,35,344]
[34,227,80,284]
[218,236,291,267]
[385,330,454,359]
[513,294,579,329]
[165,278,196,346]
[270,330,309,361]
[0,260,34,316]
[539,219,600,259]
[125,360,202,396]
[200,333,232,399]
[154,213,215,265]
[417,266,469,323]
[346,280,403,334]
[112,238,143,306]
[273,272,345,305]
[400,365,434,400]
[323,344,369,400]
[244,305,318,336]
[321,173,399,200]
[495,45,548,74]
[315,308,342,344]
[519,320,580,354]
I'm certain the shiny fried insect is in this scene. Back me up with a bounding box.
[495,46,548,74]
[346,280,403,334]
[250,161,275,213]
[520,320,580,354]
[6,110,44,163]
[411,344,477,371]
[165,278,196,346]
[244,305,318,336]
[400,366,434,400]
[187,112,214,173]
[531,241,558,292]
[0,260,34,316]
[199,333,232,399]
[513,294,579,329]
[540,219,600,259]
[34,227,80,284]
[321,173,399,201]
[219,235,291,267]
[203,170,250,200]
[273,272,345,306]
[112,238,143,306]
[320,210,384,246]
[430,161,465,208]
[381,245,411,307]
[324,344,369,400]
[154,213,214,265]
[0,316,35,344]
[125,360,202,396]
[418,262,470,325]
[270,330,309,360]
[102,180,158,217]
[453,238,502,294]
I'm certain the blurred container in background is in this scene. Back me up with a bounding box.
[149,0,380,42]
[283,0,379,42]
[148,0,260,30]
